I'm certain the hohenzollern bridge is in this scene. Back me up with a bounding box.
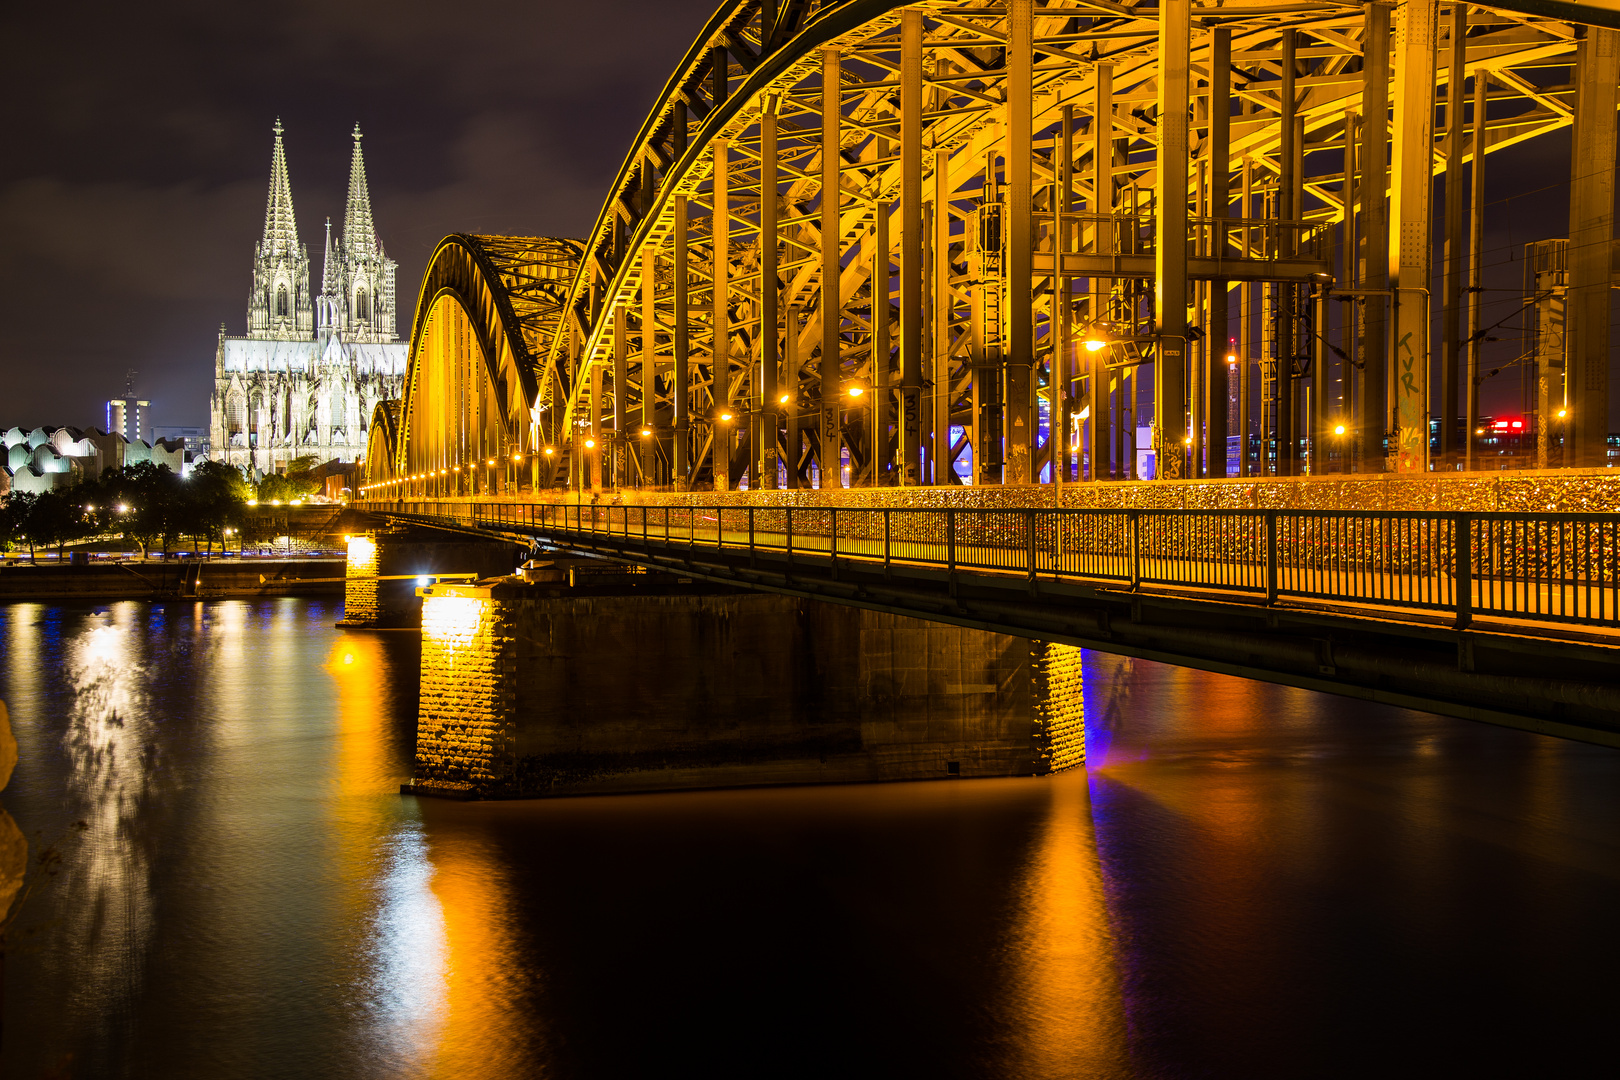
[351,0,1620,771]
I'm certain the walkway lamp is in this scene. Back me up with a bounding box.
[1082,320,1116,353]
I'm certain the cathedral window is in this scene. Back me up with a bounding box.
[277,285,289,317]
[356,288,369,323]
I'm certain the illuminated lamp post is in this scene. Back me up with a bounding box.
[712,409,732,491]
[846,383,868,486]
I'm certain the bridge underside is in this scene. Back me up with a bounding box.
[385,508,1620,750]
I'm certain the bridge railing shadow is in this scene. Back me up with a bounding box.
[367,500,1620,633]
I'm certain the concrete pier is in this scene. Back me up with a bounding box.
[339,527,523,628]
[405,572,1086,799]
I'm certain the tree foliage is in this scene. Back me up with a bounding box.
[1,460,253,557]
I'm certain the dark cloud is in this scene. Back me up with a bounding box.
[0,0,715,428]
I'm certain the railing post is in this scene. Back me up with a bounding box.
[830,508,838,580]
[1129,509,1141,591]
[748,506,756,567]
[1027,508,1038,594]
[884,509,892,579]
[948,509,958,596]
[786,506,794,579]
[1455,512,1473,629]
[1266,510,1279,605]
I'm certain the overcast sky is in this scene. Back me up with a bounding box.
[0,2,1605,432]
[0,0,716,430]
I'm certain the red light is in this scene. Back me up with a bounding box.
[1493,421,1510,430]
[1510,421,1523,429]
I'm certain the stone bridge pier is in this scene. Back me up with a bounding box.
[338,526,526,628]
[402,564,1086,799]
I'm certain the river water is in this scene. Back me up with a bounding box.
[1,598,1616,1078]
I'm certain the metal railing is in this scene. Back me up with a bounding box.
[365,500,1620,632]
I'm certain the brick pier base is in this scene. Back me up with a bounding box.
[406,575,1085,799]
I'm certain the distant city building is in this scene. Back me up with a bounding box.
[153,425,209,458]
[210,120,407,476]
[2,426,183,496]
[107,371,151,444]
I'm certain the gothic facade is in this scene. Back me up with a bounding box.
[211,120,407,476]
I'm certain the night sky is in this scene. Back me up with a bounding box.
[1,0,717,430]
[0,1,1607,433]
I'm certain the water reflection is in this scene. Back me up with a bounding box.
[2,602,1616,1078]
[1004,771,1127,1078]
[60,604,156,1053]
[327,633,447,1073]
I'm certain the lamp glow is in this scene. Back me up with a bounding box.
[1334,424,1346,436]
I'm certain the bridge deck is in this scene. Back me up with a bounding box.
[359,498,1620,749]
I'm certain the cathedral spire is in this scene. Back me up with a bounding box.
[342,123,379,257]
[261,118,300,255]
[321,217,338,294]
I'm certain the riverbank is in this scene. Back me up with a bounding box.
[0,556,345,600]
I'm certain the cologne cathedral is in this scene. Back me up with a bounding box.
[210,120,407,476]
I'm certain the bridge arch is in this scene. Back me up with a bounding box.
[362,233,582,498]
[532,0,1613,493]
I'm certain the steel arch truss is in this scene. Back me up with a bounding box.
[364,234,582,497]
[541,1,1615,489]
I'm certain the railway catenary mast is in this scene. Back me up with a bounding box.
[369,0,1620,495]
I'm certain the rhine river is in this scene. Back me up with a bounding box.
[2,598,1617,1078]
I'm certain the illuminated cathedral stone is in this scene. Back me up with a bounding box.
[211,120,406,476]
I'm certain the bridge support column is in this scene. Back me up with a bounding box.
[337,529,521,629]
[759,100,780,490]
[898,9,924,486]
[1207,28,1231,479]
[1089,63,1113,481]
[1154,0,1190,479]
[820,51,844,489]
[1359,2,1391,472]
[1005,0,1033,485]
[675,195,692,490]
[405,581,1087,799]
[1566,28,1619,469]
[1389,0,1436,473]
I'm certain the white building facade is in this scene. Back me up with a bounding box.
[211,120,407,476]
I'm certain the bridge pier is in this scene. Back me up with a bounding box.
[404,573,1085,799]
[338,528,524,628]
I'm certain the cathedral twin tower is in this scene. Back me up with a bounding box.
[212,120,407,477]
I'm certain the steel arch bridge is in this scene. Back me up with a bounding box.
[363,0,1620,501]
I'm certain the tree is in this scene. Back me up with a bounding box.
[0,493,39,557]
[182,461,251,554]
[256,458,321,504]
[25,490,93,558]
[98,462,184,556]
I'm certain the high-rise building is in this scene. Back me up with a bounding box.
[211,121,407,476]
[108,371,151,444]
